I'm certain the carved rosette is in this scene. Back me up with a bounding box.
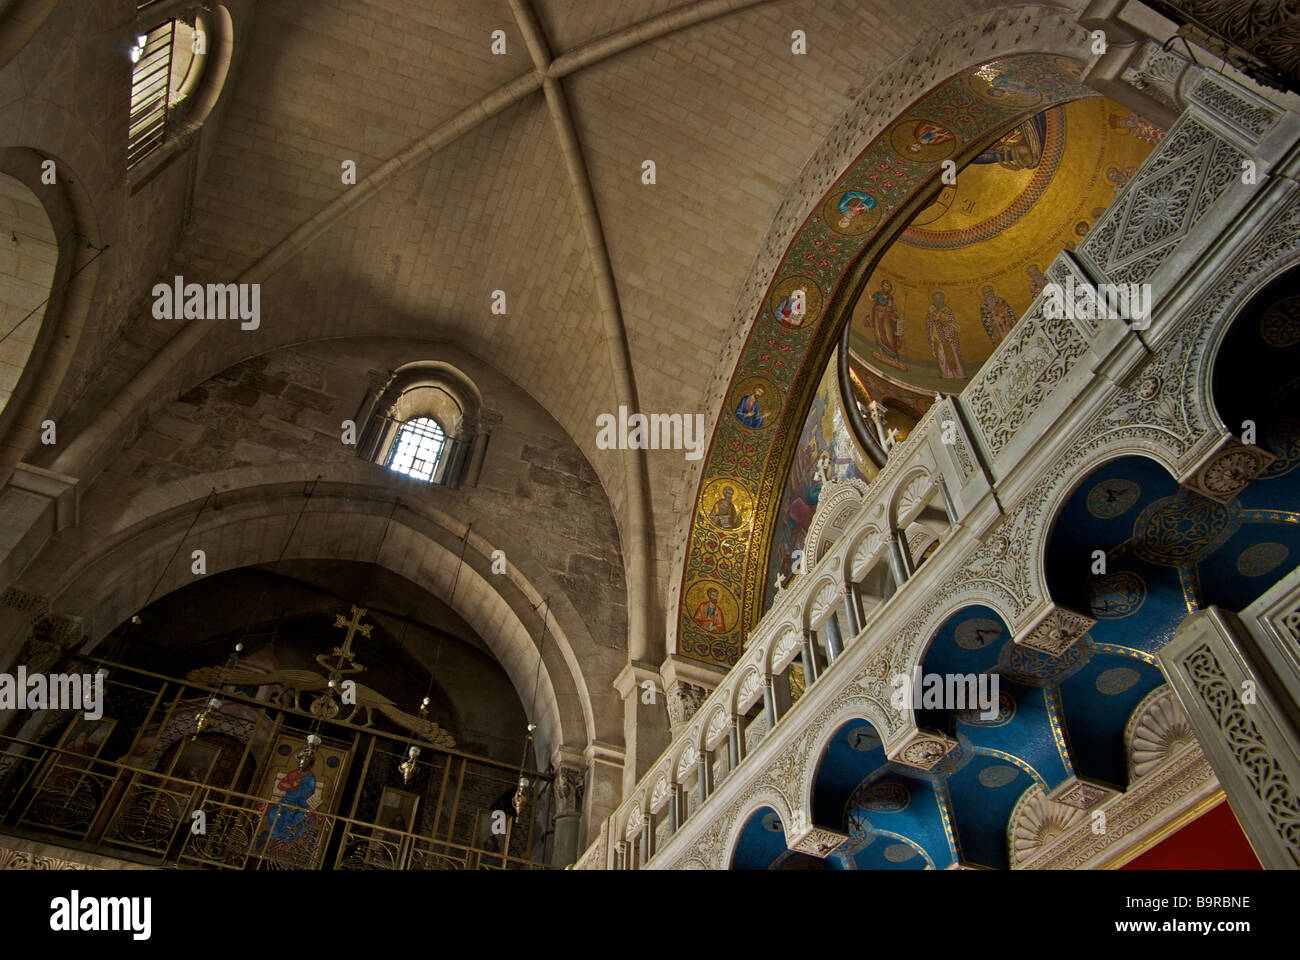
[666,681,709,733]
[1015,605,1095,657]
[1184,438,1276,504]
[889,730,957,772]
[786,821,849,858]
[1047,776,1117,811]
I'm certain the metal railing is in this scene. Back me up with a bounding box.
[0,655,553,870]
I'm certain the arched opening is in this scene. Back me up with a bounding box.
[128,4,233,172]
[0,172,56,413]
[730,805,827,871]
[0,550,566,869]
[1047,452,1300,644]
[0,147,101,474]
[359,361,486,489]
[808,718,936,869]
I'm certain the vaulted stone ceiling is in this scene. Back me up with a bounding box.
[53,0,1095,630]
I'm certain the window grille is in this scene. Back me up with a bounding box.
[128,21,176,169]
[387,417,447,482]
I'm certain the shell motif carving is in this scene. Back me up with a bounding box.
[773,626,801,665]
[897,473,933,520]
[1128,686,1196,780]
[851,530,884,580]
[1008,785,1086,867]
[808,581,841,626]
[625,804,642,840]
[651,774,670,810]
[706,708,730,746]
[677,743,698,780]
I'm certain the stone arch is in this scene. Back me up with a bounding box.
[702,703,730,751]
[0,147,102,474]
[25,479,612,766]
[847,525,886,582]
[803,479,866,565]
[898,587,1023,679]
[648,770,672,815]
[1028,446,1184,619]
[734,666,764,715]
[622,801,643,848]
[672,736,698,786]
[723,791,797,870]
[1199,250,1300,441]
[1010,198,1300,613]
[769,623,803,673]
[890,469,937,530]
[799,705,896,821]
[671,21,1097,662]
[803,577,842,630]
[0,171,55,413]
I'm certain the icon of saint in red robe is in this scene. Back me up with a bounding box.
[692,589,726,633]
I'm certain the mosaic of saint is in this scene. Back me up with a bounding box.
[678,55,1097,666]
[762,351,873,609]
[847,96,1160,398]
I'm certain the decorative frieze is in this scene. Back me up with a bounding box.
[1047,776,1118,811]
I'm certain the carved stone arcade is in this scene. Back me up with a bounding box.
[575,45,1300,870]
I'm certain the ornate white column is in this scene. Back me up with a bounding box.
[1161,607,1300,868]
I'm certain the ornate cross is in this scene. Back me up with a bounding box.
[317,604,370,677]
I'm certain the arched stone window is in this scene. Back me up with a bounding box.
[357,362,496,489]
[128,3,233,173]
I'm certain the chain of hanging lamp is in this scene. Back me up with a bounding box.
[193,478,323,756]
[512,595,549,823]
[399,519,471,783]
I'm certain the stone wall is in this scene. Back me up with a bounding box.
[15,336,632,757]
